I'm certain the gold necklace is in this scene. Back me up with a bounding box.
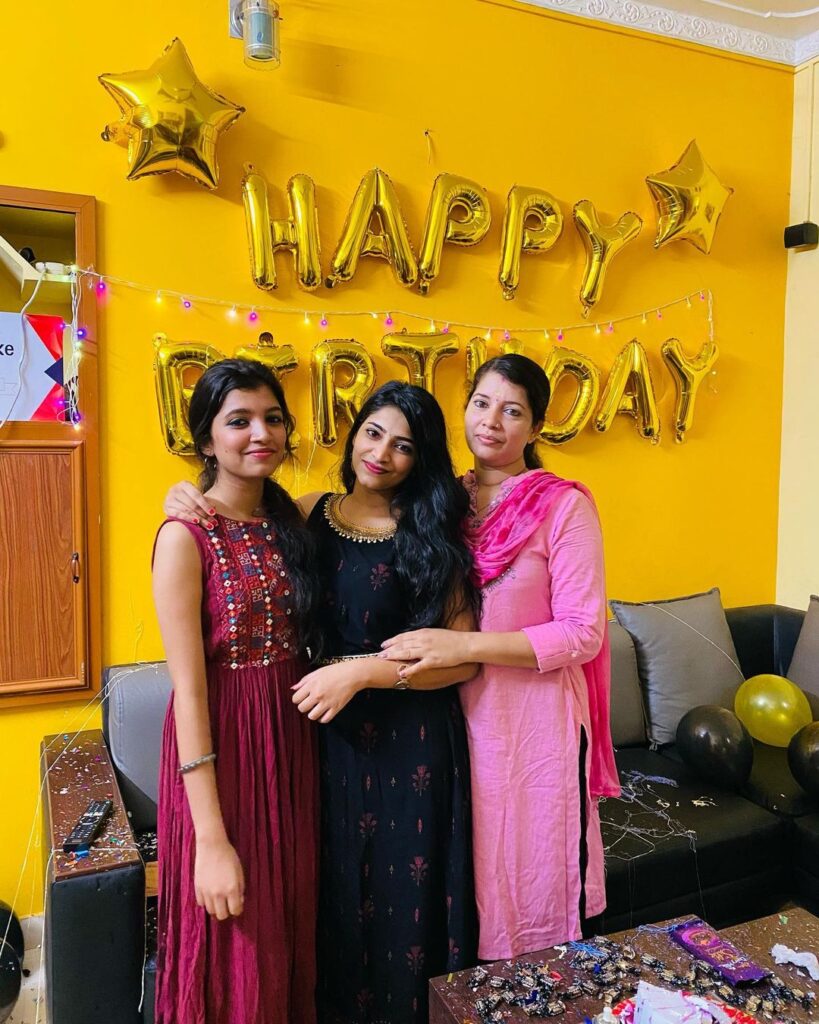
[324,493,397,543]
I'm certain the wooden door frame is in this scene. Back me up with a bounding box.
[0,184,101,707]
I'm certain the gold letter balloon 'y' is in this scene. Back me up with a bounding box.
[573,200,642,316]
[99,38,244,189]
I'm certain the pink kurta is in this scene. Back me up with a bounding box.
[459,485,608,960]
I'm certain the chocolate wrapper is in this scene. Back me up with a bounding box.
[670,919,769,985]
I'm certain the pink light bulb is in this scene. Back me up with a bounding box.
[607,323,614,334]
[249,310,258,322]
[320,316,328,328]
[503,330,511,341]
[657,310,663,320]
[557,330,564,342]
[384,315,393,327]
[96,280,106,294]
[183,298,192,309]
[442,325,449,334]
[76,327,87,340]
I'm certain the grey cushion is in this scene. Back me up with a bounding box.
[608,620,647,746]
[609,588,744,746]
[102,662,172,832]
[787,595,819,719]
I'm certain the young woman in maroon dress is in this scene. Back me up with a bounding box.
[152,359,320,1024]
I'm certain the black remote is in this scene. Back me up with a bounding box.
[62,799,113,854]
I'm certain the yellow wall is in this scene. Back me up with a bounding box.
[779,60,819,608]
[0,0,792,909]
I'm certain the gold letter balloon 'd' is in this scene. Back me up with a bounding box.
[154,335,225,454]
[646,141,733,254]
[242,165,322,291]
[325,169,418,289]
[99,38,244,190]
[540,348,601,446]
[418,174,492,294]
[573,200,642,316]
[310,340,377,447]
[499,186,564,300]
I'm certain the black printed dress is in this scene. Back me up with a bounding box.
[309,494,477,1024]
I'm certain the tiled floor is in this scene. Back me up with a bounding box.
[7,916,46,1024]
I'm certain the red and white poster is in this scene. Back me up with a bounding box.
[0,311,65,422]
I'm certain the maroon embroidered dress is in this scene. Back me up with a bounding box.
[155,515,317,1024]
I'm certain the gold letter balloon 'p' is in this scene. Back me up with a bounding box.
[499,186,564,300]
[242,164,322,291]
[594,339,660,443]
[325,169,418,289]
[573,200,642,316]
[418,174,491,295]
[310,340,376,447]
[381,330,460,393]
[153,334,225,455]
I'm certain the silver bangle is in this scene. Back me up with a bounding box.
[178,752,216,775]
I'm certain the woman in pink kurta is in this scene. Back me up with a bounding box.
[382,354,620,960]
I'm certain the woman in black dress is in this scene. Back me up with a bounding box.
[292,382,478,1024]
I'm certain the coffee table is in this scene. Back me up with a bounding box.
[430,908,819,1024]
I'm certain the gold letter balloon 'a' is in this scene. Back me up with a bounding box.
[594,339,660,443]
[325,169,418,289]
[310,340,377,447]
[242,165,322,291]
[99,38,244,190]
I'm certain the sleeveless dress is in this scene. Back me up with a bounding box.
[154,514,318,1024]
[308,495,477,1024]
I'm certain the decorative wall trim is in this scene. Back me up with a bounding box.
[508,0,806,65]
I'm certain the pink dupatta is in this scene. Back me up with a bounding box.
[463,469,620,799]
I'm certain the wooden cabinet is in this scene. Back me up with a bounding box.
[0,186,100,707]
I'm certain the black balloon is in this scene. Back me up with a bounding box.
[788,721,819,799]
[676,705,754,790]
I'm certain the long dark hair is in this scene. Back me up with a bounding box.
[187,358,320,656]
[467,354,551,469]
[340,381,478,628]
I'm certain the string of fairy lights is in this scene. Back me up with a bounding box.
[60,267,715,424]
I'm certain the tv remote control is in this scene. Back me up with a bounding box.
[62,799,114,854]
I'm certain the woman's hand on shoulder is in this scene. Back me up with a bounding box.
[380,629,472,678]
[291,662,363,723]
[295,490,324,519]
[164,481,215,527]
[194,835,245,920]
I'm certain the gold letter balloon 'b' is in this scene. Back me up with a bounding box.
[242,165,322,291]
[325,169,418,289]
[499,186,563,300]
[310,340,376,447]
[573,200,642,316]
[418,174,491,294]
[153,335,225,454]
[594,339,660,443]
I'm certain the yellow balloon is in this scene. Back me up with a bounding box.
[541,348,601,445]
[661,338,719,443]
[646,140,733,254]
[381,330,460,393]
[573,200,642,315]
[735,674,813,748]
[325,168,418,289]
[418,174,491,295]
[99,38,244,190]
[310,340,376,447]
[499,186,563,300]
[242,165,322,291]
[153,335,225,455]
[594,339,660,443]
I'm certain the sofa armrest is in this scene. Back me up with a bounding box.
[41,729,145,1024]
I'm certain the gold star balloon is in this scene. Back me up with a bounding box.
[645,141,733,254]
[99,38,245,190]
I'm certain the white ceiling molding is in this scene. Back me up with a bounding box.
[510,0,810,63]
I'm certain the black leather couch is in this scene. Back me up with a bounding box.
[39,604,819,1024]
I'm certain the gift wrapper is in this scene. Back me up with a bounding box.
[670,919,769,985]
